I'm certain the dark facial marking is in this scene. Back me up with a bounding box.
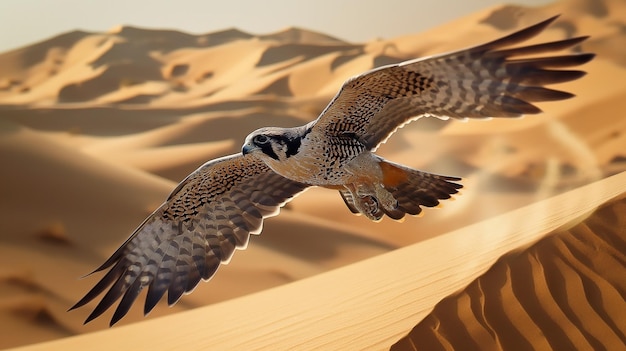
[283,136,301,158]
[260,142,279,160]
[283,126,311,158]
[270,135,302,158]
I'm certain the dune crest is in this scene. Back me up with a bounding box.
[8,172,625,351]
[392,194,626,350]
[1,0,625,348]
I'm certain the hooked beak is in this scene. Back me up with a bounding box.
[242,143,256,155]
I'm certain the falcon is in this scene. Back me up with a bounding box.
[70,15,593,325]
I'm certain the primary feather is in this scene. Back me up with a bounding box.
[71,16,592,326]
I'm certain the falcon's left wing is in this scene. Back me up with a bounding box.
[70,154,309,326]
[311,15,594,150]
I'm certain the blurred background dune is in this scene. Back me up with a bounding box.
[0,0,624,349]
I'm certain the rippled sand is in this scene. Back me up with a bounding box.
[393,195,626,350]
[1,0,625,349]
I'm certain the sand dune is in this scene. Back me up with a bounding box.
[9,172,625,351]
[1,0,625,349]
[392,193,626,350]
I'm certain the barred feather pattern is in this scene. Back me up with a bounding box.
[69,154,308,326]
[71,15,593,326]
[312,15,594,150]
[339,162,462,221]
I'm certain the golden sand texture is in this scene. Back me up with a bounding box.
[392,195,626,350]
[7,173,624,351]
[0,0,625,348]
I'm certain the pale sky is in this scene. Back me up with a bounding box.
[0,0,553,53]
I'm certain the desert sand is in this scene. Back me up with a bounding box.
[0,0,624,349]
[7,173,625,351]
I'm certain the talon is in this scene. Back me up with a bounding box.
[360,195,383,221]
[365,196,379,215]
[359,195,376,213]
[374,183,399,212]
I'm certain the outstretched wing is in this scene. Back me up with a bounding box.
[311,15,594,150]
[70,154,309,326]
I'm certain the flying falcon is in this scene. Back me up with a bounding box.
[71,15,593,325]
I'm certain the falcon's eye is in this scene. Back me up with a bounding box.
[253,134,270,145]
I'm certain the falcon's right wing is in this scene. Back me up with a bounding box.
[311,15,594,150]
[70,154,309,326]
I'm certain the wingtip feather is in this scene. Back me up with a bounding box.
[477,15,562,52]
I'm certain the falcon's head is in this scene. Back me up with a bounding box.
[242,126,308,162]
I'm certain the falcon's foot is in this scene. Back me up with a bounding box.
[344,183,401,222]
[339,159,462,221]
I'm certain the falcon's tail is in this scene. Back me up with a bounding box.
[340,160,463,221]
[380,161,463,220]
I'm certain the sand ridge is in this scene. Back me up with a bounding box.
[8,172,625,351]
[1,0,625,348]
[392,194,626,350]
